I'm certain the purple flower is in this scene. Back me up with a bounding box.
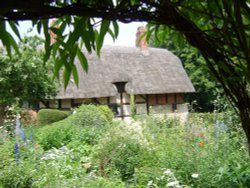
[21,128,26,142]
[14,143,20,162]
[29,131,33,142]
[220,121,225,131]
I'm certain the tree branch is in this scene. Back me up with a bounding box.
[2,4,154,23]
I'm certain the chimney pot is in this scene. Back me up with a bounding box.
[136,26,147,49]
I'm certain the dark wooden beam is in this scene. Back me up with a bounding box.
[146,94,149,115]
[155,94,157,105]
[40,99,49,108]
[120,93,124,119]
[173,93,177,111]
[71,99,74,108]
[58,99,62,109]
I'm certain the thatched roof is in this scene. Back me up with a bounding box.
[56,45,195,99]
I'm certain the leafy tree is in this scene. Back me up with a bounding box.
[0,36,57,125]
[150,32,222,112]
[0,1,250,150]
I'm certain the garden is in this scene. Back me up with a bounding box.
[0,104,249,188]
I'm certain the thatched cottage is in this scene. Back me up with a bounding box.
[40,26,195,121]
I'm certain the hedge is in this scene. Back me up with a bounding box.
[37,109,69,126]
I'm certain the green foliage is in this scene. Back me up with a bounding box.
[139,114,250,187]
[0,162,35,188]
[37,105,111,150]
[149,31,222,112]
[93,123,149,183]
[71,104,110,127]
[214,162,250,187]
[37,16,118,88]
[130,93,136,119]
[97,105,114,123]
[0,36,57,106]
[81,177,125,188]
[37,109,68,126]
[0,112,249,187]
[0,106,18,138]
[37,119,76,150]
[0,142,15,170]
[1,0,250,145]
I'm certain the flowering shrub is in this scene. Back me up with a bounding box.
[147,169,188,187]
[0,106,18,139]
[0,112,249,187]
[93,124,148,182]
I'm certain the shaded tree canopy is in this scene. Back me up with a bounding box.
[0,36,58,125]
[149,31,223,112]
[0,1,250,148]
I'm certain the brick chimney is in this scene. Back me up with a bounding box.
[50,19,58,44]
[135,26,147,49]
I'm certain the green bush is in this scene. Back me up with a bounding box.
[37,105,111,151]
[98,105,114,123]
[82,177,125,188]
[37,120,76,150]
[0,142,15,170]
[0,162,36,188]
[140,114,250,187]
[93,124,149,183]
[71,105,109,127]
[2,110,249,187]
[37,109,68,126]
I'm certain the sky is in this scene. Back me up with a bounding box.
[11,21,146,47]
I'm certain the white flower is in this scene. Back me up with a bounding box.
[164,169,172,175]
[147,180,154,186]
[167,181,179,187]
[191,173,199,178]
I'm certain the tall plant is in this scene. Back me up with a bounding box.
[0,36,58,126]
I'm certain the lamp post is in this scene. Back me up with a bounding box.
[113,82,127,119]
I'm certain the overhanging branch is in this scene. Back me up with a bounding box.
[2,4,154,23]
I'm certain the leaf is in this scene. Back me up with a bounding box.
[8,21,21,40]
[32,20,37,27]
[67,17,86,46]
[97,19,110,57]
[108,28,115,42]
[36,21,42,34]
[71,63,79,87]
[82,30,92,53]
[49,27,62,37]
[52,42,60,57]
[218,61,231,73]
[0,21,11,56]
[63,66,71,90]
[146,26,154,41]
[6,32,19,55]
[42,20,51,63]
[82,22,95,53]
[69,44,78,64]
[77,48,88,72]
[54,57,63,80]
[112,21,119,38]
